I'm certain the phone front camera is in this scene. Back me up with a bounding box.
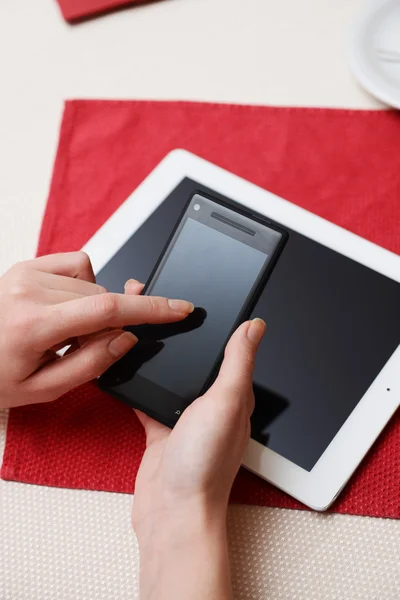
[193,204,200,211]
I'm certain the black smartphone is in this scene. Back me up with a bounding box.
[99,192,288,427]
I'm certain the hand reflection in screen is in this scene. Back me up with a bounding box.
[101,307,207,387]
[250,385,290,446]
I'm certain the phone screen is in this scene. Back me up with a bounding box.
[142,217,267,398]
[100,195,285,422]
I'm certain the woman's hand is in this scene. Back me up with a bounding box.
[0,252,193,409]
[132,318,266,600]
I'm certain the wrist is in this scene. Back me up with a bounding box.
[135,496,232,600]
[134,494,228,552]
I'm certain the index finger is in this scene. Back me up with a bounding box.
[38,293,194,349]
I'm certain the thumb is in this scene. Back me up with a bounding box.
[25,330,137,403]
[124,279,145,295]
[212,318,266,410]
[134,409,170,446]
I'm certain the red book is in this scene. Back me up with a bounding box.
[56,0,146,22]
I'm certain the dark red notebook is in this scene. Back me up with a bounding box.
[2,101,400,518]
[56,0,145,22]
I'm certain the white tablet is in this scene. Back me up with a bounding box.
[83,149,400,511]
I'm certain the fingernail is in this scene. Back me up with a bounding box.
[247,318,266,344]
[168,299,195,313]
[108,332,137,358]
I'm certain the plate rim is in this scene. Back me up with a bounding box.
[348,0,400,109]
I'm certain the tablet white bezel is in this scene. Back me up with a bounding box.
[83,149,400,511]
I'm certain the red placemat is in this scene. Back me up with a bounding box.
[2,101,400,518]
[56,0,148,22]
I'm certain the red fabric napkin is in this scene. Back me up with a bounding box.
[56,0,145,22]
[2,101,400,519]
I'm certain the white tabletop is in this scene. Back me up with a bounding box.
[1,1,399,599]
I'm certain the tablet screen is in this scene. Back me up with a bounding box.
[97,179,400,472]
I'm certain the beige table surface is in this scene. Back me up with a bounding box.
[0,1,399,599]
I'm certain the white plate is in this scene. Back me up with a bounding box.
[349,0,400,108]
